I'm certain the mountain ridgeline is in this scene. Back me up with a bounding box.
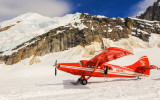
[0,13,160,65]
[137,0,160,21]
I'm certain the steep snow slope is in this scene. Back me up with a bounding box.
[0,12,85,52]
[0,47,160,100]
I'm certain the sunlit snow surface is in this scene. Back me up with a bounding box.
[0,47,160,100]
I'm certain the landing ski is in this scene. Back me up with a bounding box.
[70,81,80,85]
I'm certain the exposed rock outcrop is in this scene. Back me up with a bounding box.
[0,24,15,32]
[0,21,21,32]
[29,56,41,65]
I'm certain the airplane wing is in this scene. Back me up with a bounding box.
[86,47,133,66]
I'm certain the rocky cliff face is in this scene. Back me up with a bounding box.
[0,13,160,65]
[137,0,160,21]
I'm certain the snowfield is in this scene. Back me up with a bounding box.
[0,47,160,100]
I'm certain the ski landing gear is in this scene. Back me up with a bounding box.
[71,76,91,85]
[136,76,142,80]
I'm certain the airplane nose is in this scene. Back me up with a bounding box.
[57,65,60,67]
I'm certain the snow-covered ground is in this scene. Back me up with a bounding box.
[0,47,160,100]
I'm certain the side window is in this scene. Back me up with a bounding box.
[91,65,93,68]
[108,67,112,70]
[81,62,83,66]
[98,65,100,68]
[87,64,90,67]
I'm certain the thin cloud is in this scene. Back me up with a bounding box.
[0,0,72,22]
[129,0,157,17]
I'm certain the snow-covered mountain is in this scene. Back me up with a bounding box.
[0,12,85,52]
[0,12,160,65]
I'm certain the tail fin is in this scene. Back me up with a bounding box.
[136,56,150,75]
[126,56,150,75]
[126,56,157,76]
[135,56,158,76]
[139,56,150,66]
[126,56,149,70]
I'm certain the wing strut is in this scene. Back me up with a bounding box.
[92,60,100,73]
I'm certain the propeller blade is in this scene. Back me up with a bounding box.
[55,60,57,66]
[53,60,58,76]
[55,67,57,76]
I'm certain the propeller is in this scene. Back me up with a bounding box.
[53,60,57,76]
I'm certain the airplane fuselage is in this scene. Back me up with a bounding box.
[57,62,148,78]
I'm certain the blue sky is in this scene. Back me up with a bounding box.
[69,0,141,18]
[0,0,157,22]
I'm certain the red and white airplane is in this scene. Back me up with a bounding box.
[54,47,158,85]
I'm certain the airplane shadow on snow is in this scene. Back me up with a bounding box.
[35,80,90,89]
[63,80,90,89]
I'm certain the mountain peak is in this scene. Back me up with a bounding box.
[0,12,84,52]
[137,0,160,21]
[0,12,51,28]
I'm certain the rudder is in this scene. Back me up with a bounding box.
[126,56,151,76]
[139,56,149,66]
[136,56,150,76]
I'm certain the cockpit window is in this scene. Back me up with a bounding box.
[81,62,83,66]
[79,61,83,66]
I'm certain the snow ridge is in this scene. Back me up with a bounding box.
[0,12,86,52]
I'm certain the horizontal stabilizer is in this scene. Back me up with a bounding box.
[125,56,157,75]
[137,65,158,69]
